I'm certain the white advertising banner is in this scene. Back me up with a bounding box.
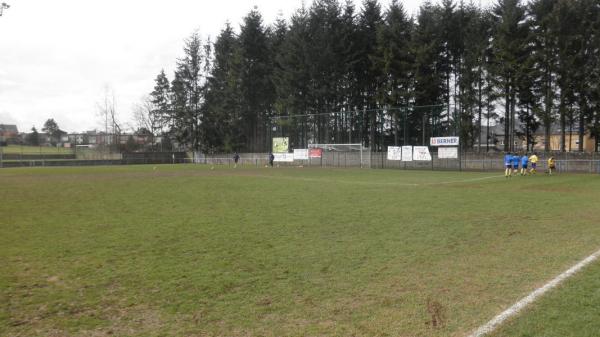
[387,146,402,161]
[413,146,432,161]
[293,149,309,160]
[430,137,460,146]
[273,153,294,162]
[438,147,458,159]
[401,146,413,162]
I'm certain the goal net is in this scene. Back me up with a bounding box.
[308,143,368,168]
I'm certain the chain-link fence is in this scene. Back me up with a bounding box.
[0,152,187,168]
[2,149,599,173]
[196,151,600,174]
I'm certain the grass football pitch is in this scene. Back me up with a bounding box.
[1,165,599,337]
[1,145,74,155]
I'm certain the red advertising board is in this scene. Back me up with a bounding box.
[309,148,323,158]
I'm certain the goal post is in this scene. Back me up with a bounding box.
[308,143,367,168]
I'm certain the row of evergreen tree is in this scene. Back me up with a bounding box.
[147,0,600,153]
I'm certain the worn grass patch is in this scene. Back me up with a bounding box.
[1,165,599,337]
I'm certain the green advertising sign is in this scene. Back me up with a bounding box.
[272,137,289,153]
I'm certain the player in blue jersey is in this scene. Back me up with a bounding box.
[512,153,520,176]
[520,154,529,175]
[504,153,513,178]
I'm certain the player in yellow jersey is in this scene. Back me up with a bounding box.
[529,153,539,174]
[547,157,556,175]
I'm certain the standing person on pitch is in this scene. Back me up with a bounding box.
[520,153,529,175]
[268,152,275,167]
[547,156,556,175]
[504,152,513,178]
[233,152,240,168]
[512,152,520,176]
[529,152,539,174]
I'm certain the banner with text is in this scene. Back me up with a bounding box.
[274,153,294,162]
[401,146,413,161]
[293,149,309,160]
[438,147,458,159]
[387,146,402,161]
[430,137,459,146]
[309,148,323,158]
[413,146,432,161]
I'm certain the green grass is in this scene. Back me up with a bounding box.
[491,261,600,337]
[1,165,599,337]
[1,145,74,154]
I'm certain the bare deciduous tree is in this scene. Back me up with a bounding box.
[132,95,163,150]
[97,85,121,150]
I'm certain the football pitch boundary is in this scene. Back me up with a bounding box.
[467,248,600,337]
[251,169,598,336]
[250,172,505,187]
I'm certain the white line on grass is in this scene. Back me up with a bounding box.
[467,248,600,337]
[422,175,505,186]
[250,173,504,187]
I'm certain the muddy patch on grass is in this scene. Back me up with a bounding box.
[426,298,445,329]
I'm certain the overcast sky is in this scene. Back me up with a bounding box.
[0,0,493,133]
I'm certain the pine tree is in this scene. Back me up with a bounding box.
[587,0,600,151]
[204,23,242,152]
[169,70,188,148]
[274,6,311,148]
[412,2,445,145]
[338,0,361,144]
[150,70,170,137]
[239,7,275,152]
[170,32,209,151]
[571,0,599,152]
[438,0,457,129]
[529,0,559,152]
[552,0,578,152]
[306,0,346,143]
[456,3,485,148]
[375,0,413,146]
[356,0,383,150]
[491,0,528,152]
[26,127,40,146]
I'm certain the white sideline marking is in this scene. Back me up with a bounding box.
[251,174,504,187]
[467,248,600,337]
[422,175,505,186]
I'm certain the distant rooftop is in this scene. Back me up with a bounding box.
[0,124,19,133]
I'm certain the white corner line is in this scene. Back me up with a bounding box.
[467,248,600,337]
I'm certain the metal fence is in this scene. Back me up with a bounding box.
[0,152,186,168]
[196,151,600,174]
[2,150,599,173]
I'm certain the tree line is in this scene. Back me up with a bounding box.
[145,0,600,153]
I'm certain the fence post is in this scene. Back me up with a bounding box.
[459,144,462,172]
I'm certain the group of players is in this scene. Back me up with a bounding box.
[504,152,556,177]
